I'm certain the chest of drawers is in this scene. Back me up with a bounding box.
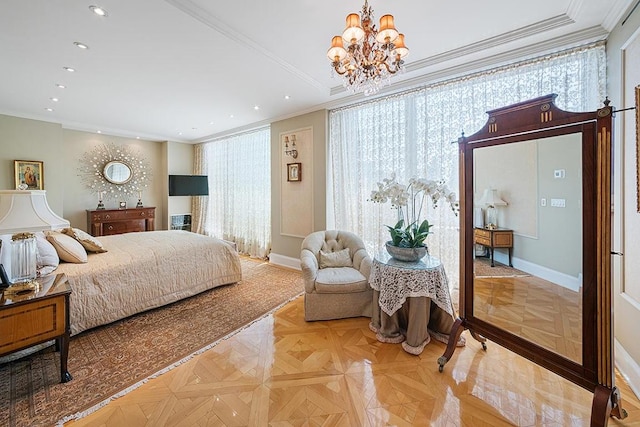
[87,207,155,236]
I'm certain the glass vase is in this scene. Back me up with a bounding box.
[10,232,37,283]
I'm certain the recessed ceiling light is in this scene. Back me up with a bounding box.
[56,83,66,89]
[74,42,89,50]
[229,115,234,118]
[89,5,108,16]
[284,95,290,100]
[253,105,260,110]
[178,132,183,136]
[50,97,59,102]
[209,121,214,125]
[45,108,54,112]
[97,130,102,134]
[136,136,140,139]
[63,67,75,72]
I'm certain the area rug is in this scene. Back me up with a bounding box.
[474,257,530,278]
[0,258,303,427]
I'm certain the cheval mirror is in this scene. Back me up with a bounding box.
[437,95,627,425]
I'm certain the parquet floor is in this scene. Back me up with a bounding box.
[67,296,640,426]
[474,275,582,363]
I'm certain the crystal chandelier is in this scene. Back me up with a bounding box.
[326,0,409,96]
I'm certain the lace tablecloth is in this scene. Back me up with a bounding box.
[370,253,454,317]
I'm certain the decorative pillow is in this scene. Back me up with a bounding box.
[45,231,88,263]
[35,232,59,276]
[61,227,107,253]
[319,248,352,268]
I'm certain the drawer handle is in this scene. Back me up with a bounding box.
[105,214,111,219]
[140,212,146,216]
[108,225,114,230]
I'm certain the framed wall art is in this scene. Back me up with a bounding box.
[287,162,301,182]
[14,160,44,190]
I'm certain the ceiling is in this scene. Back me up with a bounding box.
[0,0,634,143]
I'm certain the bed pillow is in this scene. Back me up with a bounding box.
[61,227,107,253]
[35,232,59,276]
[319,248,352,268]
[45,231,88,263]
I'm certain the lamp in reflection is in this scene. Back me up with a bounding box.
[479,188,507,229]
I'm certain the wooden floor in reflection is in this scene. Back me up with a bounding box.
[474,274,582,363]
[67,296,639,426]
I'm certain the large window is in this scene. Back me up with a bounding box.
[196,127,271,258]
[328,43,606,286]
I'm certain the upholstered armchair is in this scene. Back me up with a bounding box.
[300,230,373,321]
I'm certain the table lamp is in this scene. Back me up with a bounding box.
[0,190,70,293]
[479,188,507,229]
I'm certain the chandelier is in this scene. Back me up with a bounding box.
[326,0,409,96]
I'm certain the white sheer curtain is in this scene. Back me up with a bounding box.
[328,43,606,287]
[197,127,271,258]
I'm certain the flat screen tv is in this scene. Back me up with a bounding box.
[168,175,209,196]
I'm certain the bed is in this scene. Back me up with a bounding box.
[54,230,242,335]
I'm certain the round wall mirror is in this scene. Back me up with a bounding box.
[103,161,132,184]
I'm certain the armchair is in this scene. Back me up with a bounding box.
[300,230,373,321]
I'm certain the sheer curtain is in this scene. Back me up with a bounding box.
[196,127,271,258]
[328,43,606,287]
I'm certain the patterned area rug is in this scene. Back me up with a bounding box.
[474,257,530,278]
[0,258,303,427]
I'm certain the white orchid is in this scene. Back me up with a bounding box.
[369,175,459,248]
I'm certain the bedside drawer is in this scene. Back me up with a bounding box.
[475,236,491,246]
[102,221,142,235]
[475,229,491,239]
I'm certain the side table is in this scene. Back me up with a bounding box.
[474,227,513,267]
[0,273,73,383]
[368,253,464,355]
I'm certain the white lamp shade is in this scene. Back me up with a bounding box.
[479,188,507,207]
[0,190,70,235]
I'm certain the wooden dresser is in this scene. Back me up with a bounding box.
[87,207,155,237]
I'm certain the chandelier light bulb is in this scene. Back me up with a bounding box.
[376,15,398,44]
[342,14,365,43]
[327,36,347,61]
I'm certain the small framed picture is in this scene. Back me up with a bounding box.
[119,201,127,209]
[287,163,301,182]
[14,160,44,190]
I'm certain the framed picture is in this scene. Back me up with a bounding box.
[287,163,301,182]
[14,160,44,190]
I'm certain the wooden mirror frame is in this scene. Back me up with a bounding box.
[437,94,626,425]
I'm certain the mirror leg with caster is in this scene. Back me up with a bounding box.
[590,385,627,426]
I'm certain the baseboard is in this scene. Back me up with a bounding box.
[493,252,581,291]
[268,253,301,270]
[615,339,640,401]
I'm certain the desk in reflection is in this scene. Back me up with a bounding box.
[369,253,464,355]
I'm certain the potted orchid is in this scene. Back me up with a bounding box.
[369,174,458,261]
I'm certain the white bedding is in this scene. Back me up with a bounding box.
[55,230,242,335]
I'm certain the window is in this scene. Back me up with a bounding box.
[196,127,271,258]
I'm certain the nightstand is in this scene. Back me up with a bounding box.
[474,227,513,267]
[0,274,72,383]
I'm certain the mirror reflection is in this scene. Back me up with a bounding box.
[103,161,132,184]
[472,134,583,363]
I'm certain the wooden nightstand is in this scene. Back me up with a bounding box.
[0,274,72,383]
[474,227,513,267]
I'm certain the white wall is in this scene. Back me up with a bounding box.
[606,4,640,397]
